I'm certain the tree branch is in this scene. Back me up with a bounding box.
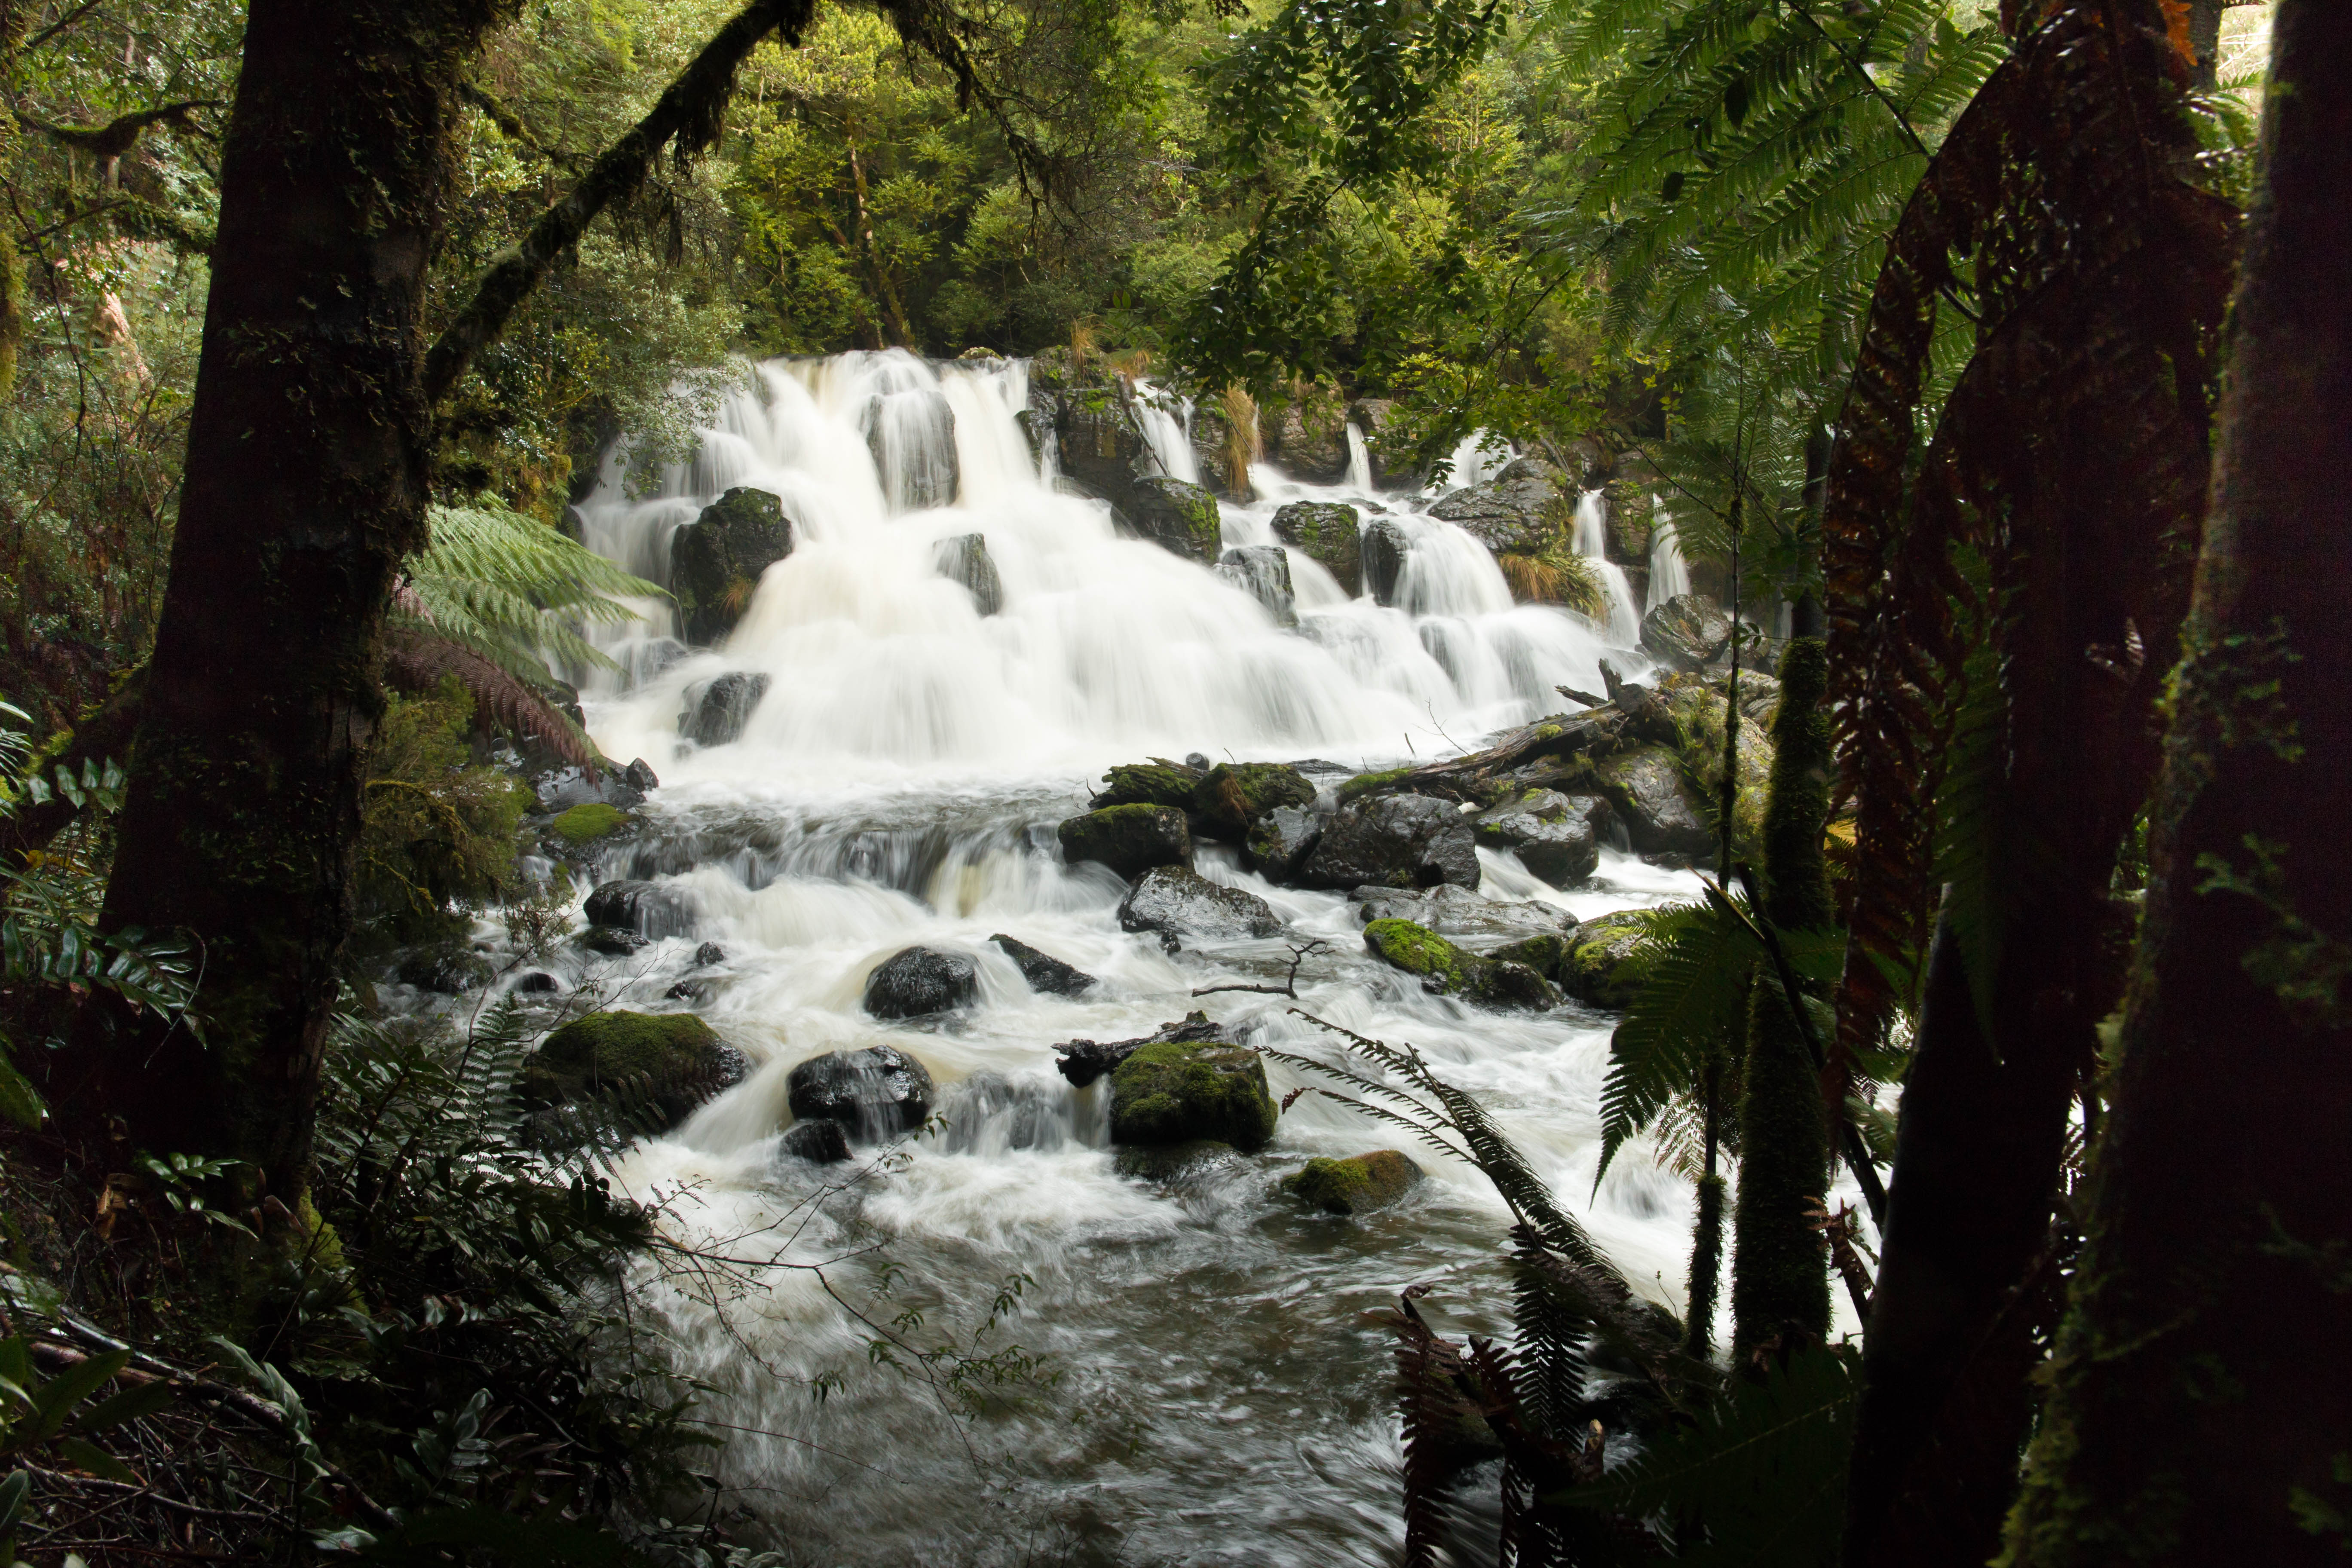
[12,99,218,159]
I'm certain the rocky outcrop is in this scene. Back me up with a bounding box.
[1298,793,1480,891]
[1260,383,1351,483]
[1362,919,1561,1010]
[1473,790,1608,886]
[1244,805,1326,882]
[1124,475,1221,561]
[1054,1012,1236,1087]
[1191,762,1316,840]
[1593,746,1715,858]
[863,388,959,511]
[1427,456,1571,557]
[679,671,770,747]
[1090,757,1204,811]
[1025,347,1152,511]
[1059,804,1193,879]
[1216,546,1296,626]
[1640,593,1733,671]
[1282,1150,1425,1215]
[862,946,980,1018]
[584,878,697,939]
[1354,885,1577,946]
[534,758,657,815]
[1361,517,1412,607]
[1108,1027,1279,1150]
[524,1010,741,1128]
[932,533,1004,616]
[786,1044,937,1139]
[990,934,1098,996]
[1118,865,1282,946]
[1560,911,1651,1009]
[1271,501,1363,596]
[671,486,791,646]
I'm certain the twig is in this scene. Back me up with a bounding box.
[1193,939,1330,999]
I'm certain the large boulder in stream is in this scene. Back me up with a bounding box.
[524,1011,742,1129]
[1271,502,1363,597]
[1089,757,1205,812]
[1427,456,1572,556]
[1593,746,1716,858]
[1355,885,1577,947]
[1640,593,1734,671]
[862,946,980,1018]
[1245,805,1326,883]
[679,672,770,747]
[1054,1012,1236,1087]
[1283,1150,1425,1215]
[786,1044,937,1140]
[1559,911,1651,1010]
[989,934,1098,996]
[1298,793,1480,892]
[1118,865,1282,947]
[1473,790,1608,887]
[1216,546,1296,626]
[1124,476,1222,562]
[932,532,1004,616]
[1108,1025,1279,1152]
[1059,804,1193,879]
[584,878,697,939]
[1360,517,1412,607]
[1362,919,1561,1011]
[1191,762,1316,841]
[1024,348,1152,510]
[670,486,792,646]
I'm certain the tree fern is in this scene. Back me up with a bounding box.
[397,500,663,687]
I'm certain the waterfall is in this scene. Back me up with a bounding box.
[1130,379,1200,486]
[1646,511,1691,610]
[1436,428,1511,490]
[1343,422,1372,491]
[1571,490,1645,646]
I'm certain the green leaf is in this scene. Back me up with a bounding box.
[53,1436,140,1485]
[0,1468,28,1530]
[0,1053,48,1130]
[76,1379,175,1434]
[32,1349,129,1440]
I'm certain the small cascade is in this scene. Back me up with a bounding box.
[1343,422,1373,491]
[1571,490,1645,646]
[1131,379,1201,486]
[1436,428,1512,491]
[1646,511,1691,610]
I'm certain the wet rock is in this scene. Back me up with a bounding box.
[1216,545,1296,627]
[862,388,960,511]
[398,949,493,995]
[1641,593,1733,671]
[1244,805,1326,883]
[694,942,726,967]
[665,980,707,1002]
[1282,1150,1425,1215]
[1427,456,1571,556]
[1025,348,1152,513]
[1089,757,1204,811]
[1354,885,1577,946]
[1118,866,1283,946]
[1489,933,1574,984]
[1361,517,1412,607]
[1183,751,1212,772]
[786,1044,937,1139]
[1058,804,1193,879]
[515,970,563,994]
[670,486,792,646]
[622,758,659,793]
[1124,475,1222,562]
[989,934,1098,996]
[1362,919,1562,1010]
[1109,1031,1278,1151]
[1348,399,1410,489]
[1298,793,1481,892]
[862,946,980,1019]
[1594,745,1716,858]
[523,1010,739,1128]
[1271,501,1363,596]
[939,1072,1068,1154]
[1560,911,1652,1010]
[780,1118,852,1164]
[1474,790,1607,886]
[534,763,645,814]
[1262,383,1351,484]
[679,672,771,747]
[585,879,698,939]
[931,532,1004,616]
[1114,1139,1245,1182]
[1054,1012,1238,1087]
[1191,762,1316,841]
[579,928,650,956]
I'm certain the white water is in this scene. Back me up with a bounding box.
[1131,378,1203,488]
[1647,510,1691,611]
[1572,490,1645,646]
[475,353,1875,1564]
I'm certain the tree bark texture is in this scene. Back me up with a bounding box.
[2006,8,2352,1561]
[61,0,507,1199]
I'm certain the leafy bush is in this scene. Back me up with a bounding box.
[355,679,532,947]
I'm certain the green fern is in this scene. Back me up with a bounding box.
[397,500,664,687]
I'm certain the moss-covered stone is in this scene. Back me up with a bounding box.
[670,486,792,646]
[1125,475,1222,561]
[1364,919,1561,1010]
[1491,933,1573,981]
[551,802,629,844]
[1562,911,1652,1010]
[524,1010,728,1117]
[1108,1038,1278,1151]
[1271,501,1363,596]
[1090,758,1203,811]
[1191,762,1316,839]
[1282,1149,1426,1215]
[1058,803,1193,879]
[1338,766,1414,802]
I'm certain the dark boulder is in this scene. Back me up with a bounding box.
[1282,1150,1425,1215]
[1640,593,1733,671]
[1108,1026,1278,1151]
[1191,761,1316,840]
[1426,456,1571,556]
[679,671,771,747]
[580,928,650,956]
[1089,757,1204,811]
[398,949,493,995]
[694,941,726,967]
[523,1010,741,1128]
[1298,793,1481,891]
[1124,475,1221,562]
[1361,517,1412,607]
[780,1118,852,1164]
[1244,805,1326,883]
[931,532,1004,616]
[1594,745,1716,858]
[785,1044,937,1140]
[1560,911,1651,1009]
[1118,866,1282,946]
[1473,790,1607,886]
[1271,501,1363,596]
[585,879,697,939]
[1262,384,1351,484]
[515,969,562,994]
[1216,545,1296,626]
[989,934,1098,996]
[1025,348,1152,513]
[670,486,792,646]
[1354,884,1576,946]
[1055,1012,1238,1087]
[1058,804,1192,879]
[862,946,980,1019]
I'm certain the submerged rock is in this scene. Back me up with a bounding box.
[989,933,1098,996]
[1191,762,1316,841]
[1362,919,1561,1010]
[1560,911,1652,1010]
[1054,1012,1238,1087]
[1473,790,1607,886]
[584,879,697,939]
[1282,1150,1425,1215]
[1426,456,1571,557]
[1354,885,1577,946]
[1216,545,1296,626]
[932,532,1004,616]
[1108,1030,1278,1151]
[1641,593,1733,671]
[862,946,980,1018]
[1118,866,1282,946]
[863,388,960,511]
[1361,517,1412,607]
[1089,757,1204,811]
[1594,745,1716,858]
[1271,501,1362,597]
[938,1071,1068,1154]
[670,486,792,646]
[579,927,649,956]
[524,1010,740,1128]
[1124,475,1222,562]
[785,1044,937,1139]
[780,1118,852,1164]
[397,948,493,995]
[679,671,771,747]
[1058,804,1193,880]
[1114,1139,1246,1182]
[1244,805,1326,883]
[1298,793,1480,891]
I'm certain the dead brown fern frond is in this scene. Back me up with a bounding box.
[1498,547,1606,616]
[1219,385,1260,493]
[383,630,600,777]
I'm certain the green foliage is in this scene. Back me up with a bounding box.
[398,499,662,686]
[0,1335,181,1505]
[356,680,532,944]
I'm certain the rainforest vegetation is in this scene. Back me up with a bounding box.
[0,0,2342,1562]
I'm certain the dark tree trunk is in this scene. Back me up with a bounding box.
[2008,9,2352,1562]
[55,0,505,1200]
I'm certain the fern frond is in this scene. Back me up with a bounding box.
[400,500,665,686]
[383,630,601,775]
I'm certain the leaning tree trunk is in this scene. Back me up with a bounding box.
[56,0,504,1201]
[2006,9,2352,1562]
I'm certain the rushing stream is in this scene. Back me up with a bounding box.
[440,351,1843,1564]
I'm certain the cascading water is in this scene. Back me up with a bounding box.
[1343,421,1373,491]
[452,352,1869,1564]
[1571,490,1646,646]
[1646,510,1691,610]
[1131,378,1203,487]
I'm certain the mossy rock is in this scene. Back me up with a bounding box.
[1191,762,1315,839]
[1126,475,1222,561]
[670,486,792,646]
[1338,766,1413,802]
[524,1010,731,1124]
[1562,912,1652,1010]
[551,802,630,845]
[1365,919,1562,1011]
[1109,1039,1278,1152]
[1058,803,1193,879]
[1271,501,1363,596]
[1282,1150,1425,1215]
[1490,933,1573,981]
[1091,758,1204,811]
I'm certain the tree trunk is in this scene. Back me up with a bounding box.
[53,0,503,1201]
[2006,9,2352,1562]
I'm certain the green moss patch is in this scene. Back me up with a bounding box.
[1562,911,1652,1009]
[1191,762,1315,838]
[1339,766,1413,802]
[1091,759,1202,810]
[1364,919,1474,994]
[1109,1039,1278,1152]
[525,1010,724,1109]
[1282,1149,1425,1215]
[551,802,630,844]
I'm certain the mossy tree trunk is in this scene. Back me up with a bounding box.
[2007,10,2352,1561]
[1729,636,1836,1357]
